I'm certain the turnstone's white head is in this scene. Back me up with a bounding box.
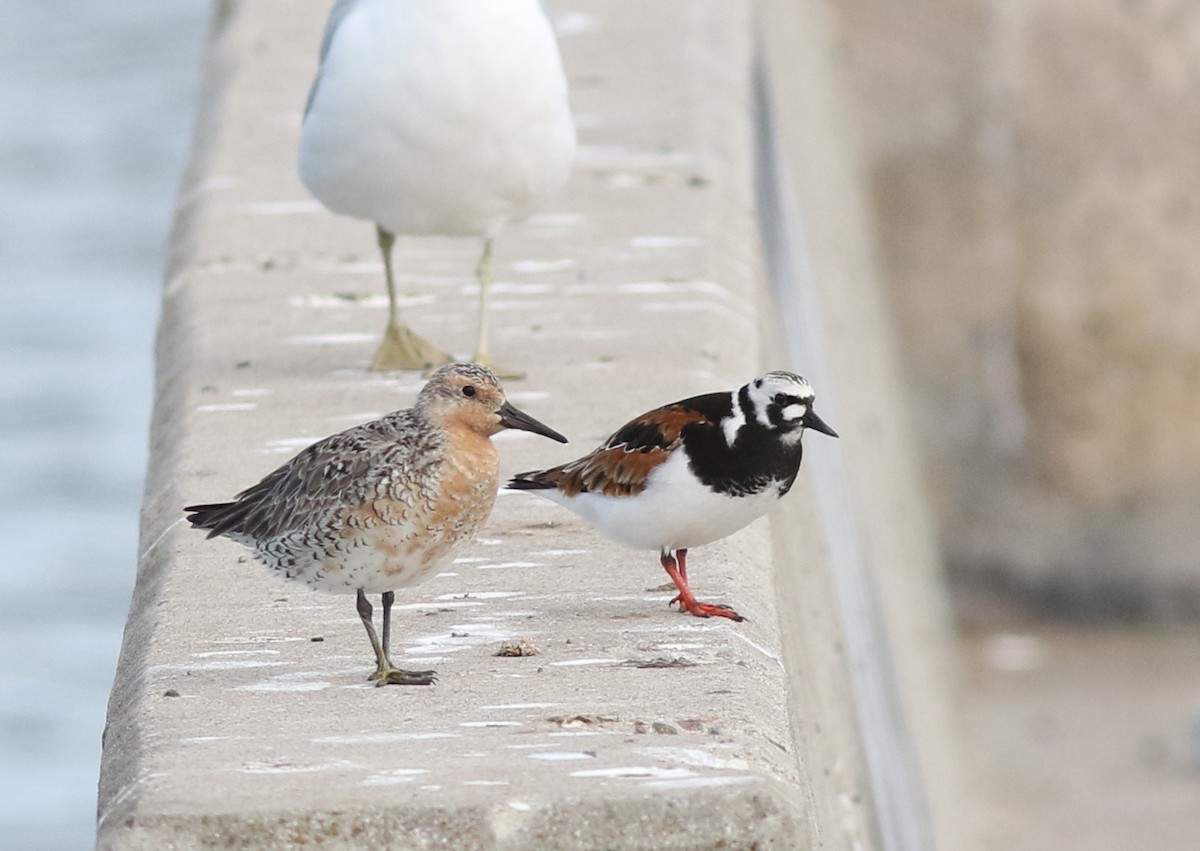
[509,370,837,621]
[738,370,838,443]
[184,362,564,686]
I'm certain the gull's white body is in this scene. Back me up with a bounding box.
[298,0,576,239]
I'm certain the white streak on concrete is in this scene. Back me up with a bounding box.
[510,259,576,273]
[630,236,702,249]
[730,630,782,664]
[139,517,185,561]
[236,200,322,215]
[641,775,757,790]
[241,760,356,774]
[362,769,429,786]
[525,212,585,227]
[238,679,331,693]
[286,332,377,346]
[634,747,750,771]
[313,732,459,745]
[150,659,288,672]
[392,601,485,611]
[196,403,257,413]
[434,591,524,601]
[570,766,696,780]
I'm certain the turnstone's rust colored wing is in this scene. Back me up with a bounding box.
[510,372,837,622]
[516,404,715,498]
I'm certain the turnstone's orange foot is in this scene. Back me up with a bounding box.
[661,550,745,622]
[185,363,567,687]
[298,1,575,378]
[509,370,838,620]
[674,601,745,622]
[371,668,438,687]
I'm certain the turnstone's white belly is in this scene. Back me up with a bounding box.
[544,451,782,552]
[509,370,839,621]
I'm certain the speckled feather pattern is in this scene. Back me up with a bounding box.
[186,363,551,595]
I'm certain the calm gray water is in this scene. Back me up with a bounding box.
[0,1,208,847]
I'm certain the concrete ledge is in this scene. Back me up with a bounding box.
[98,0,951,847]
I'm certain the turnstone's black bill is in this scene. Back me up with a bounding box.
[185,363,566,686]
[298,0,576,374]
[508,371,837,621]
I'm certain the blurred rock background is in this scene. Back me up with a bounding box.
[828,0,1200,619]
[812,4,1200,847]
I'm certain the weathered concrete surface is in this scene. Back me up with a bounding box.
[757,2,973,849]
[827,0,1200,616]
[95,1,928,848]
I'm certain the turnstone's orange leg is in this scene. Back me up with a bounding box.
[357,589,437,686]
[666,547,691,608]
[659,550,744,622]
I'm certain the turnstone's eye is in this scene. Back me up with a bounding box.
[462,385,476,398]
[773,393,788,405]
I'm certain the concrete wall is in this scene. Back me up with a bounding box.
[98,0,965,847]
[827,0,1200,617]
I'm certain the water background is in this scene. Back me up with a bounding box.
[0,1,209,846]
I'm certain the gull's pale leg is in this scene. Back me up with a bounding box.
[470,237,523,379]
[371,225,452,372]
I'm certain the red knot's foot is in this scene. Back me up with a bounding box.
[371,667,438,687]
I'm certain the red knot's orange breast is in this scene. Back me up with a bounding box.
[330,424,500,593]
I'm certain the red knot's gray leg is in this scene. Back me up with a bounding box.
[356,588,436,686]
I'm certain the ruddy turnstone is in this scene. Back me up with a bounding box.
[298,0,576,373]
[184,363,566,685]
[508,371,838,621]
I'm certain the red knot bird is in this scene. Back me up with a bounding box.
[185,363,567,685]
[298,0,576,374]
[508,371,837,621]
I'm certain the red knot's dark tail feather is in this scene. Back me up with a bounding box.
[184,501,244,540]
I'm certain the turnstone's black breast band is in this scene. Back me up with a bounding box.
[508,370,838,623]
